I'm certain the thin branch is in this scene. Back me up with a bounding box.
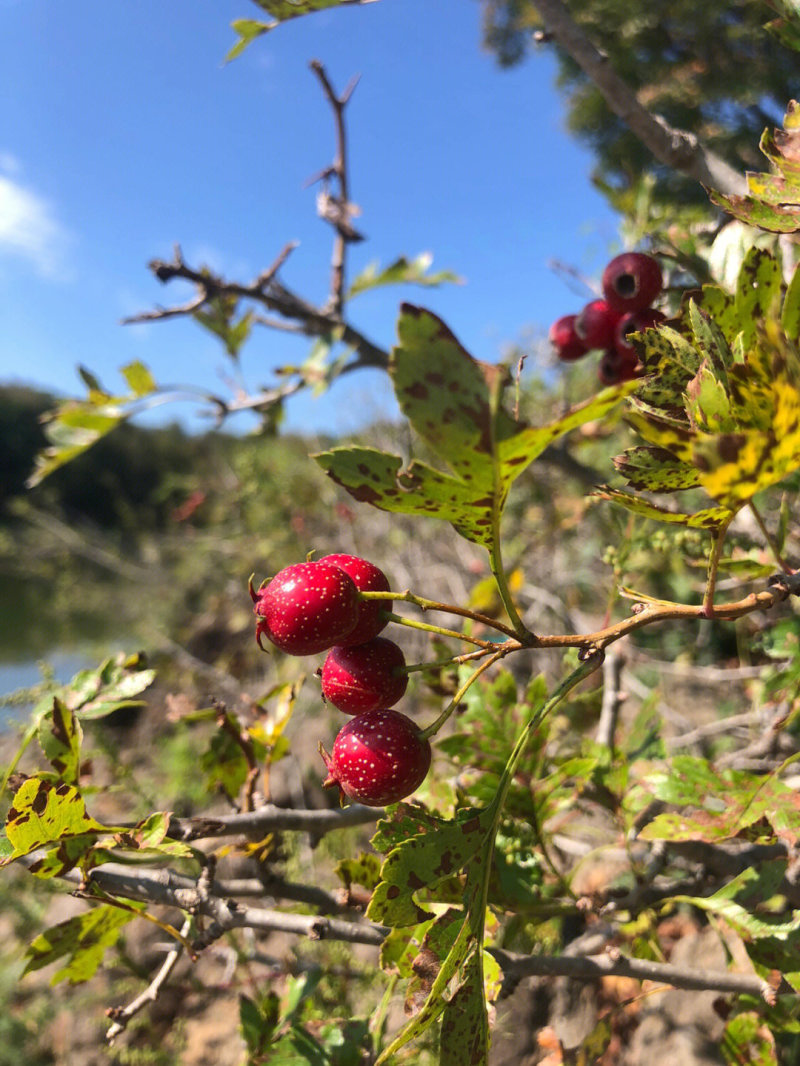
[167,800,380,842]
[64,864,386,949]
[490,947,775,1003]
[309,60,362,316]
[533,0,747,196]
[124,245,389,370]
[106,916,192,1044]
[594,648,625,751]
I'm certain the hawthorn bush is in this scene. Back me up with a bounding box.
[6,4,800,1065]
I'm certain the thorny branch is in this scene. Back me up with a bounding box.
[122,63,384,428]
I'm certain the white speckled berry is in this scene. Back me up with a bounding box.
[250,561,360,656]
[320,553,392,645]
[321,637,408,715]
[321,708,431,807]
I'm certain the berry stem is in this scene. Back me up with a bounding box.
[418,648,509,740]
[381,610,511,649]
[359,589,523,639]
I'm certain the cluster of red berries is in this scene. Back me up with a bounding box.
[549,252,665,385]
[250,554,431,807]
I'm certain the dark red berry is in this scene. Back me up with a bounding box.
[598,347,639,386]
[250,561,359,656]
[321,637,408,715]
[602,252,663,313]
[614,309,666,358]
[321,708,431,807]
[320,553,392,646]
[549,314,588,362]
[575,299,621,350]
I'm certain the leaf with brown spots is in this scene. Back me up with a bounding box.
[615,253,800,514]
[710,101,800,233]
[594,487,733,529]
[2,776,107,869]
[439,948,494,1066]
[38,698,82,786]
[315,305,635,549]
[23,902,143,985]
[612,447,701,493]
[367,806,494,927]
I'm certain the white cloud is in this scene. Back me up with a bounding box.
[0,167,72,279]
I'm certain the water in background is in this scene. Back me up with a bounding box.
[0,648,120,729]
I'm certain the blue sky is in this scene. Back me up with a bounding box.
[1,0,621,434]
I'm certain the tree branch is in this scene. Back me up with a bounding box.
[533,0,747,196]
[490,947,776,1003]
[167,800,380,842]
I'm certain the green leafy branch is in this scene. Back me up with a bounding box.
[367,654,603,1065]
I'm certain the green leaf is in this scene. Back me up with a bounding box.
[315,305,634,549]
[721,1013,778,1066]
[613,446,700,492]
[120,360,157,397]
[637,757,800,844]
[226,1,378,60]
[239,992,280,1056]
[38,698,83,786]
[334,852,382,893]
[23,903,141,985]
[439,949,492,1066]
[226,19,273,61]
[367,806,493,927]
[594,487,733,529]
[2,777,106,866]
[62,652,155,719]
[27,401,124,486]
[347,253,462,298]
[782,259,800,339]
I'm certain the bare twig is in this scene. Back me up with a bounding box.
[123,245,389,370]
[594,648,625,751]
[533,0,747,196]
[309,60,363,316]
[105,916,192,1044]
[490,947,775,1003]
[167,800,380,842]
[62,864,386,949]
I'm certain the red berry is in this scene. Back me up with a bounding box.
[614,308,666,358]
[250,561,359,656]
[598,347,639,386]
[602,252,663,313]
[321,708,431,807]
[549,314,588,362]
[575,299,621,350]
[321,637,408,715]
[320,553,392,646]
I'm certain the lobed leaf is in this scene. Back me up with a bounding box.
[316,305,634,550]
[367,806,493,927]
